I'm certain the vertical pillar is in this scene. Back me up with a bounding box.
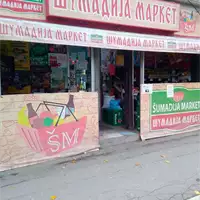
[91,48,95,92]
[140,51,145,84]
[0,61,1,96]
[132,51,135,128]
[94,48,101,121]
[67,46,70,90]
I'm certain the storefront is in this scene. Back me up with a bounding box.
[1,0,200,171]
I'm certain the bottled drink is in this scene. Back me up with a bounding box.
[65,95,75,116]
[27,103,38,126]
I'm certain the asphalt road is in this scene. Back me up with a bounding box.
[1,132,200,200]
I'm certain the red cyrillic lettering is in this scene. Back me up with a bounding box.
[74,32,78,41]
[92,0,100,14]
[43,28,47,38]
[47,29,52,39]
[132,39,136,46]
[56,30,63,40]
[78,0,90,12]
[71,0,75,10]
[113,36,116,44]
[119,0,123,17]
[123,38,126,46]
[159,6,164,23]
[78,32,82,41]
[111,0,118,17]
[148,40,152,47]
[31,28,37,38]
[0,24,8,35]
[16,26,24,36]
[37,28,43,38]
[127,38,131,46]
[63,31,68,40]
[54,0,67,9]
[25,27,30,37]
[153,5,158,22]
[9,25,14,36]
[146,4,152,21]
[107,36,112,44]
[143,40,147,47]
[83,32,87,41]
[166,7,170,23]
[124,0,131,18]
[172,8,176,24]
[102,0,110,18]
[117,37,122,45]
[69,31,73,40]
[136,2,144,20]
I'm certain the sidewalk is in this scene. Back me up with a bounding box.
[1,130,200,200]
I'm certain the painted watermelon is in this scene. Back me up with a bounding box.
[173,92,184,102]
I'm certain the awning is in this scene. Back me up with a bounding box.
[0,17,200,54]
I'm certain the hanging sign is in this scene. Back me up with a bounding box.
[48,53,67,68]
[0,0,45,20]
[1,18,200,54]
[48,0,180,31]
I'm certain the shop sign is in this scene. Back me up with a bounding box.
[1,18,200,54]
[140,83,200,140]
[151,87,200,131]
[0,0,45,20]
[48,0,180,31]
[175,5,200,38]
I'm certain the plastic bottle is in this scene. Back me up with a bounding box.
[65,95,75,116]
[27,103,38,126]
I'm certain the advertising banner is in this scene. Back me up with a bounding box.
[140,83,200,140]
[1,18,200,54]
[48,0,180,31]
[0,92,99,171]
[0,0,45,20]
[9,41,30,70]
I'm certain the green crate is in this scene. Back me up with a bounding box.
[135,116,140,131]
[102,108,123,126]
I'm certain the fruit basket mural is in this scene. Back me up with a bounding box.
[17,94,87,156]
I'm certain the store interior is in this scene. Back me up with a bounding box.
[100,49,199,136]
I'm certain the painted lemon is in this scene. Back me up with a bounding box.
[18,106,31,127]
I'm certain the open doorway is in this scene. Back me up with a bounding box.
[99,49,135,138]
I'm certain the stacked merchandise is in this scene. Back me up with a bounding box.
[48,44,68,92]
[0,41,31,94]
[30,43,49,93]
[134,94,140,131]
[102,108,123,126]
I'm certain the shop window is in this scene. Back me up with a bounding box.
[68,46,91,92]
[0,41,91,95]
[144,52,194,84]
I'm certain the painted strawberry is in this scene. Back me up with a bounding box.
[173,92,184,102]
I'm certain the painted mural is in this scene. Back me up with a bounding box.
[0,92,99,171]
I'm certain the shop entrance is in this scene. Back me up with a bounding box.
[99,49,134,138]
[99,49,200,138]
